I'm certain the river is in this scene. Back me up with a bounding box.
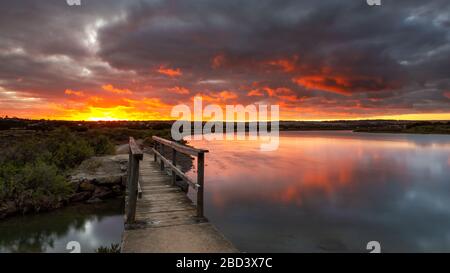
[0,199,124,253]
[187,131,450,252]
[1,131,449,253]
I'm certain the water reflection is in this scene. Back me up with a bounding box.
[0,199,124,253]
[187,131,450,252]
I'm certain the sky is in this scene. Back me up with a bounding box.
[0,0,449,121]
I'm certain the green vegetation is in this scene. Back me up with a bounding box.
[402,122,450,134]
[87,134,116,155]
[82,127,172,145]
[0,127,116,215]
[0,124,178,218]
[95,243,121,253]
[354,122,450,134]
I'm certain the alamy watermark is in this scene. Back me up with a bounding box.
[171,96,280,152]
[67,0,380,7]
[66,0,81,6]
[366,0,381,6]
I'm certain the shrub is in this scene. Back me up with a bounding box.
[0,160,72,210]
[96,243,121,253]
[18,161,72,207]
[88,135,115,155]
[0,127,111,209]
[50,140,94,170]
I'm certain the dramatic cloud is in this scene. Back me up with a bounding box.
[65,89,85,97]
[102,84,132,94]
[168,86,190,95]
[0,0,449,120]
[157,66,182,78]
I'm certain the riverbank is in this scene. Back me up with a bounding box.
[0,153,128,219]
[353,123,450,134]
[0,128,116,219]
[0,124,173,220]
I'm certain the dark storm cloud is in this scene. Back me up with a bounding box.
[0,0,131,99]
[0,0,449,117]
[97,1,449,94]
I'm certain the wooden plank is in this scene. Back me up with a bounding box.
[129,137,143,159]
[137,180,142,199]
[152,148,199,189]
[136,209,197,219]
[196,152,205,218]
[140,195,191,202]
[126,152,140,223]
[152,136,209,156]
[171,148,177,186]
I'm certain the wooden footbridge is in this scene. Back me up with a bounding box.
[121,136,237,253]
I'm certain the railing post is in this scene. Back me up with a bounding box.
[126,137,143,225]
[197,152,205,218]
[127,154,140,224]
[160,143,165,171]
[127,151,133,189]
[171,148,177,186]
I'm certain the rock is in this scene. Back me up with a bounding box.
[94,175,123,185]
[86,197,103,204]
[67,154,128,204]
[69,191,92,203]
[92,186,113,199]
[112,185,123,194]
[79,181,95,192]
[69,180,80,192]
[0,201,17,219]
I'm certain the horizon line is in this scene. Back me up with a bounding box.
[2,117,450,123]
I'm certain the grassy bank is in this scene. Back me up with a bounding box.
[0,127,115,217]
[0,125,176,219]
[354,122,450,134]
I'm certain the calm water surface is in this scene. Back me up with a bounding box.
[0,199,124,253]
[187,131,450,252]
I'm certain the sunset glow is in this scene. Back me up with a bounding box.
[0,1,449,121]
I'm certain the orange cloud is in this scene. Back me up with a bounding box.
[247,89,264,97]
[102,84,132,95]
[267,57,297,72]
[157,66,182,77]
[293,74,390,96]
[293,75,352,95]
[212,54,226,69]
[196,90,238,103]
[168,86,190,95]
[264,87,298,101]
[65,89,84,97]
[218,91,238,101]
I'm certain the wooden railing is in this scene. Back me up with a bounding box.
[126,137,143,224]
[152,136,209,218]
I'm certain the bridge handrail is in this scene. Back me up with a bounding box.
[152,136,208,156]
[151,136,208,218]
[126,137,143,224]
[129,137,143,159]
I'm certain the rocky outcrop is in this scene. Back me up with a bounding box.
[0,197,64,219]
[0,201,17,219]
[0,154,129,220]
[69,154,128,203]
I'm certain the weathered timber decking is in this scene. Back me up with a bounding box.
[121,152,237,253]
